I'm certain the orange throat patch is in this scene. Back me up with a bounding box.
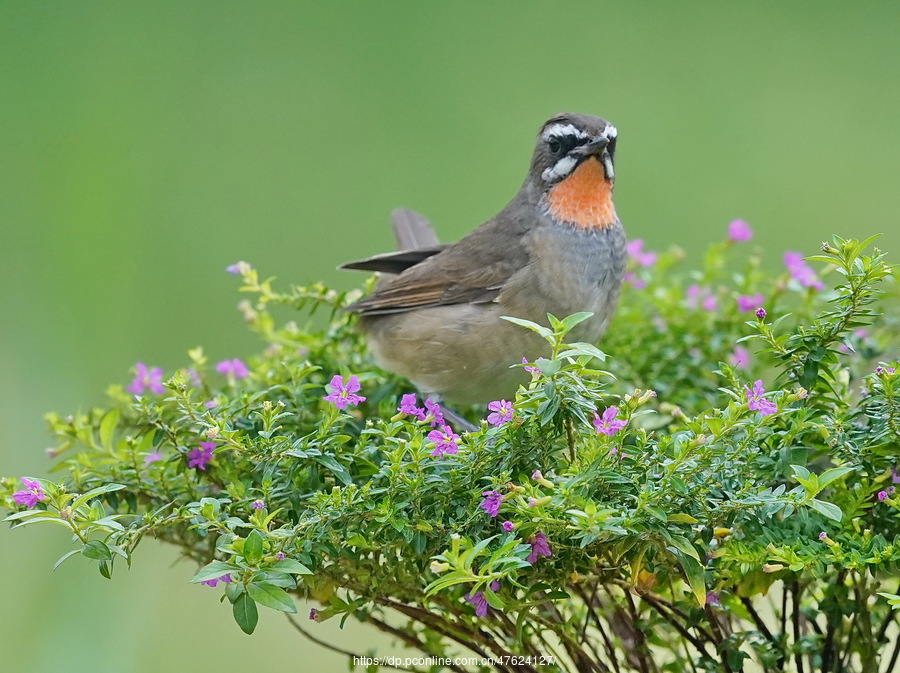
[544,158,617,229]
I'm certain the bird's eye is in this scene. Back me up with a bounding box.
[548,138,562,155]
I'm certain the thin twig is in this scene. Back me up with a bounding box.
[792,582,804,673]
[286,614,422,673]
[367,615,469,673]
[576,584,621,673]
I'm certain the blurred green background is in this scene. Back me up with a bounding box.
[2,2,899,671]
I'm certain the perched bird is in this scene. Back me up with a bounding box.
[341,112,626,412]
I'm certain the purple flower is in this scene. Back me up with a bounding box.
[323,374,366,410]
[423,397,445,427]
[501,521,514,533]
[251,500,265,510]
[728,219,753,242]
[784,252,824,290]
[188,442,216,470]
[527,532,552,563]
[744,380,777,417]
[736,293,764,313]
[226,261,249,275]
[686,285,717,311]
[12,478,45,508]
[427,425,460,459]
[756,307,767,320]
[818,531,827,540]
[464,590,489,617]
[126,363,165,396]
[892,466,900,484]
[204,400,217,409]
[486,400,513,426]
[705,591,722,607]
[521,358,540,375]
[397,393,425,420]
[276,552,285,561]
[626,239,657,267]
[216,358,249,379]
[144,451,162,466]
[200,574,233,588]
[878,490,888,502]
[480,490,503,517]
[593,406,627,436]
[309,608,318,621]
[624,271,647,289]
[729,346,749,370]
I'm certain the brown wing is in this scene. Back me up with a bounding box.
[345,216,531,316]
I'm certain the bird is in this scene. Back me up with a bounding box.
[340,112,626,420]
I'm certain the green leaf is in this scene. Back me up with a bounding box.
[313,455,352,485]
[247,581,297,613]
[244,530,264,563]
[53,549,82,571]
[269,559,313,575]
[233,593,259,634]
[191,561,241,584]
[70,484,126,512]
[818,466,856,488]
[672,549,706,606]
[667,536,701,563]
[558,312,594,335]
[500,316,552,339]
[808,498,843,522]
[99,409,119,450]
[82,540,113,561]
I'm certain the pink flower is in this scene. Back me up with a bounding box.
[624,271,647,289]
[756,307,767,320]
[480,491,503,517]
[527,532,552,563]
[144,451,162,466]
[423,398,445,427]
[12,478,45,508]
[729,346,749,370]
[464,590,489,617]
[427,425,460,459]
[626,239,657,267]
[216,358,249,379]
[200,574,233,588]
[686,285,717,311]
[251,500,265,510]
[784,252,824,290]
[126,363,165,395]
[736,293,764,313]
[397,393,425,420]
[744,380,777,416]
[593,407,627,436]
[188,442,216,470]
[521,358,540,375]
[486,400,513,426]
[727,219,752,242]
[323,374,366,410]
[501,521,514,533]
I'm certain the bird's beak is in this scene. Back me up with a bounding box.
[573,137,614,180]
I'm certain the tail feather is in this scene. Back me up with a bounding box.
[391,208,440,250]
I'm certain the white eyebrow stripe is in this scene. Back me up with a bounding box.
[541,123,589,142]
[603,124,618,139]
[541,155,577,182]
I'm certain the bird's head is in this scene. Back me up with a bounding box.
[529,113,619,229]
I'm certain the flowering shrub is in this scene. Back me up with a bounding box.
[2,230,900,672]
